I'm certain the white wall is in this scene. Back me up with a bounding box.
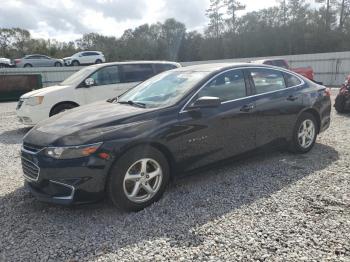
[1,51,350,87]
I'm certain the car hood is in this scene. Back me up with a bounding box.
[20,85,70,98]
[24,101,157,146]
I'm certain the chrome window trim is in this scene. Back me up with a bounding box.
[21,156,40,182]
[179,66,305,114]
[50,180,76,200]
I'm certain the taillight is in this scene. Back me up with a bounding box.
[14,59,21,64]
[324,88,331,97]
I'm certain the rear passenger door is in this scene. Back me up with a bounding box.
[247,68,304,147]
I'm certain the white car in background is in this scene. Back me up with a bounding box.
[16,61,181,125]
[63,51,106,66]
[0,57,12,68]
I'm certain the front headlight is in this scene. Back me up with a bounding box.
[26,96,44,106]
[44,142,102,159]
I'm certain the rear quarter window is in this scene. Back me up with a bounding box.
[284,73,302,87]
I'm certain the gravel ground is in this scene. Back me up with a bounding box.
[0,95,349,262]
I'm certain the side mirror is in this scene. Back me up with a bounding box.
[84,78,95,87]
[189,96,221,109]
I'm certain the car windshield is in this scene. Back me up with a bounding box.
[118,70,209,108]
[59,67,96,86]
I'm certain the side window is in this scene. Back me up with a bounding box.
[273,60,288,69]
[121,64,155,83]
[263,61,273,66]
[284,73,302,87]
[196,70,246,102]
[250,68,286,94]
[154,64,177,73]
[89,66,120,86]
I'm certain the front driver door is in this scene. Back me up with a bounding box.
[173,69,256,171]
[83,65,122,103]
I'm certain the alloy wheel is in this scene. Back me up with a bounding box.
[298,119,315,149]
[123,158,163,203]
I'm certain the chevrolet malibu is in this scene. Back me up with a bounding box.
[21,63,331,211]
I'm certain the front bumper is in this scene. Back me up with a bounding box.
[21,146,112,205]
[16,100,50,125]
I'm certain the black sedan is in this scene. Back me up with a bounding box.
[21,63,331,211]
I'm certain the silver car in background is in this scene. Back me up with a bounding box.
[14,54,64,68]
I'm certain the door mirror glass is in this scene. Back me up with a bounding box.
[84,78,95,87]
[190,96,221,109]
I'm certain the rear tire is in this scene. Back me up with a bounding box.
[289,112,317,154]
[50,103,78,116]
[54,62,62,67]
[107,146,170,212]
[95,59,102,64]
[24,64,32,68]
[334,95,346,113]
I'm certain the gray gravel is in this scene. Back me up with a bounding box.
[0,95,349,262]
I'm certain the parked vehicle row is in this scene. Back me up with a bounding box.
[19,62,332,211]
[1,51,106,68]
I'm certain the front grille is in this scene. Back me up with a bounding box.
[16,100,24,110]
[21,157,40,181]
[22,143,44,153]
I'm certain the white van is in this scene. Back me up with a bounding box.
[16,61,181,125]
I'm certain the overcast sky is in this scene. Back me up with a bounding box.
[0,0,279,41]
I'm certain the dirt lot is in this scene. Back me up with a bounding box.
[0,95,349,261]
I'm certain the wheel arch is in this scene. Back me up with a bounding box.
[108,141,177,180]
[298,108,321,133]
[49,101,80,116]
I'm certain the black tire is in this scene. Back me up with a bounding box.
[289,112,318,154]
[54,62,62,67]
[0,63,9,68]
[72,60,80,66]
[50,103,78,116]
[334,95,346,113]
[24,63,32,68]
[95,59,102,64]
[107,146,170,212]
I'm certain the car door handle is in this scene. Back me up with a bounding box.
[287,95,298,101]
[240,104,255,112]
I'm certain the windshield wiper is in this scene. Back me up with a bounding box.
[117,100,146,108]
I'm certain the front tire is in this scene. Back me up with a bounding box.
[107,146,170,212]
[54,62,62,67]
[289,112,317,153]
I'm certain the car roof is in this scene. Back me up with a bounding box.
[172,62,265,73]
[88,60,182,69]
